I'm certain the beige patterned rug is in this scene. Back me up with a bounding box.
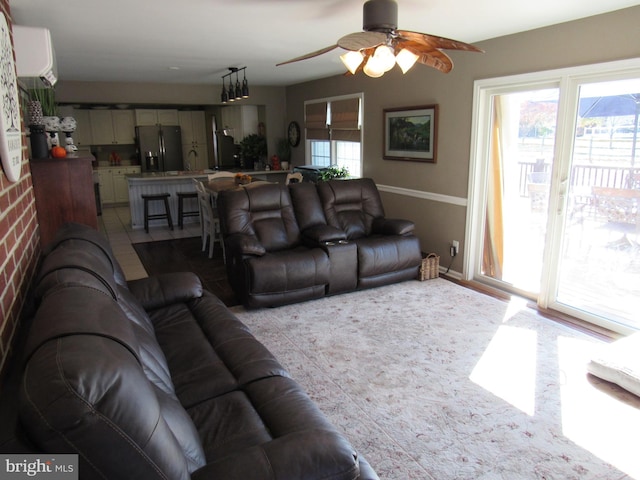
[231,279,640,479]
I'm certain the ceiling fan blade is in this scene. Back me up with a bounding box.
[337,31,387,51]
[276,44,339,66]
[397,40,454,73]
[396,30,484,53]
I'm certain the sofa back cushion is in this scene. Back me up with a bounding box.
[317,178,386,239]
[219,182,301,251]
[43,222,128,287]
[20,287,205,479]
[288,182,327,230]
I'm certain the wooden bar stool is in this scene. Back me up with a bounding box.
[142,193,174,233]
[176,191,199,229]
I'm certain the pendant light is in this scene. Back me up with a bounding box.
[241,68,249,98]
[234,70,242,100]
[220,67,249,104]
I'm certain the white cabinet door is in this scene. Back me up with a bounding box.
[98,169,115,204]
[73,109,93,147]
[178,111,194,143]
[112,169,128,203]
[112,110,135,144]
[89,110,115,145]
[157,109,179,125]
[135,109,158,126]
[90,110,135,145]
[135,109,179,126]
[220,105,258,142]
[57,106,93,147]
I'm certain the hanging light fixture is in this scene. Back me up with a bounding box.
[241,68,249,98]
[220,67,249,104]
[234,69,242,100]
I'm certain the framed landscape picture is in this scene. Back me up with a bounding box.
[383,105,438,162]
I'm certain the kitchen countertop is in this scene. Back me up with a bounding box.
[126,169,290,181]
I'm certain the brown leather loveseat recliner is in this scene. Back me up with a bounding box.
[218,178,422,309]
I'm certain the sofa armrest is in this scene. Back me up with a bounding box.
[302,224,347,246]
[372,218,415,236]
[225,233,266,257]
[127,272,203,311]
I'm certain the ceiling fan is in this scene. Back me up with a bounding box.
[277,0,484,77]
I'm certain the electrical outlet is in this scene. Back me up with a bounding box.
[451,240,459,257]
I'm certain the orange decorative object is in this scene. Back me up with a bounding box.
[51,146,67,158]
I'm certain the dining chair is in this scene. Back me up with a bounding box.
[285,172,303,184]
[195,180,224,260]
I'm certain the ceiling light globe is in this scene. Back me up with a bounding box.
[363,57,385,78]
[373,45,396,73]
[340,51,364,75]
[395,48,419,74]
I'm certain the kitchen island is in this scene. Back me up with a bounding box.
[126,169,290,229]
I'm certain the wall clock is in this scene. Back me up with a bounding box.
[0,13,22,183]
[288,121,300,147]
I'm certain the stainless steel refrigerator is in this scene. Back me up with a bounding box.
[136,125,184,172]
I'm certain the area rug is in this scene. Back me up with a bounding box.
[231,279,640,479]
[132,237,238,306]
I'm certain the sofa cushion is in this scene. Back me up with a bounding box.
[43,222,128,287]
[219,182,301,251]
[20,287,206,478]
[289,181,327,230]
[247,247,330,294]
[189,376,360,480]
[355,235,422,280]
[149,292,289,408]
[318,178,386,240]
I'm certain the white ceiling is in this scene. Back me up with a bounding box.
[10,0,640,87]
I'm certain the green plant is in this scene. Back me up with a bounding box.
[28,88,56,116]
[318,165,349,182]
[239,134,267,160]
[276,138,291,162]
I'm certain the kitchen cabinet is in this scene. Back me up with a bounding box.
[220,105,258,144]
[179,110,209,170]
[57,106,93,147]
[31,155,98,247]
[98,166,141,204]
[135,109,179,126]
[90,110,135,145]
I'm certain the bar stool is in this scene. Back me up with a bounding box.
[176,191,199,229]
[142,193,173,233]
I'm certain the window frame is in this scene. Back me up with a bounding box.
[304,93,364,177]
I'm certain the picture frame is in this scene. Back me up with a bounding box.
[383,104,438,163]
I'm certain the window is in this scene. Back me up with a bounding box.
[305,94,363,177]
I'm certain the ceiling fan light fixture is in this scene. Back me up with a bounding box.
[340,50,364,74]
[363,56,385,78]
[373,44,395,73]
[395,48,419,74]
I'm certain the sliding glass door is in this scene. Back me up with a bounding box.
[551,78,640,332]
[467,60,640,334]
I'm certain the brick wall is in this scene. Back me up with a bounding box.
[0,0,41,380]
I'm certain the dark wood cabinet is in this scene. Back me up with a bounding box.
[30,155,98,247]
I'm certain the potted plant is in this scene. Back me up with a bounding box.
[318,165,349,182]
[276,138,291,170]
[239,134,267,170]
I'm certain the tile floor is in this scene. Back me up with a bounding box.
[97,205,201,281]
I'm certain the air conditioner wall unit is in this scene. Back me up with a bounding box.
[12,25,57,88]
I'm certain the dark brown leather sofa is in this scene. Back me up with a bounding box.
[0,223,378,480]
[218,178,422,309]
